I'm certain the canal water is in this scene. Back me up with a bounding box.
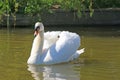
[0,26,120,80]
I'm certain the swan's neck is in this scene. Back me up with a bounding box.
[30,30,44,56]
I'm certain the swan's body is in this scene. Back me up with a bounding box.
[27,22,84,65]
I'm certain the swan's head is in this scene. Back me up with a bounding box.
[34,22,44,37]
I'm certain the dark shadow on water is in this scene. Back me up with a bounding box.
[44,26,120,37]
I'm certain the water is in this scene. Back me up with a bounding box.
[0,27,120,80]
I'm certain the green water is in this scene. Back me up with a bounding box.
[0,27,120,80]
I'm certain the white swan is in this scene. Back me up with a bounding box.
[27,22,84,65]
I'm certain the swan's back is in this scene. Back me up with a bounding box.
[43,31,61,49]
[42,31,80,64]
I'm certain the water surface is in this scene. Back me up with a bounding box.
[0,27,120,80]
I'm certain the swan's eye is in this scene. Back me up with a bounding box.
[58,35,60,38]
[35,26,40,31]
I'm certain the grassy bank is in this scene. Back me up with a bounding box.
[0,0,120,27]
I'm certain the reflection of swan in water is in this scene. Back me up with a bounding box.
[27,64,80,80]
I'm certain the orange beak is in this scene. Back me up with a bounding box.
[34,30,38,37]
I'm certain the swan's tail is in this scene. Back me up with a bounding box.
[69,48,85,61]
[76,48,85,55]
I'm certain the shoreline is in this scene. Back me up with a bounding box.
[1,8,120,27]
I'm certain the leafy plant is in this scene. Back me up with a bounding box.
[93,0,120,8]
[0,0,19,28]
[24,0,94,17]
[0,0,103,26]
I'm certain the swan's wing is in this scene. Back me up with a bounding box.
[43,31,61,49]
[42,31,81,64]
